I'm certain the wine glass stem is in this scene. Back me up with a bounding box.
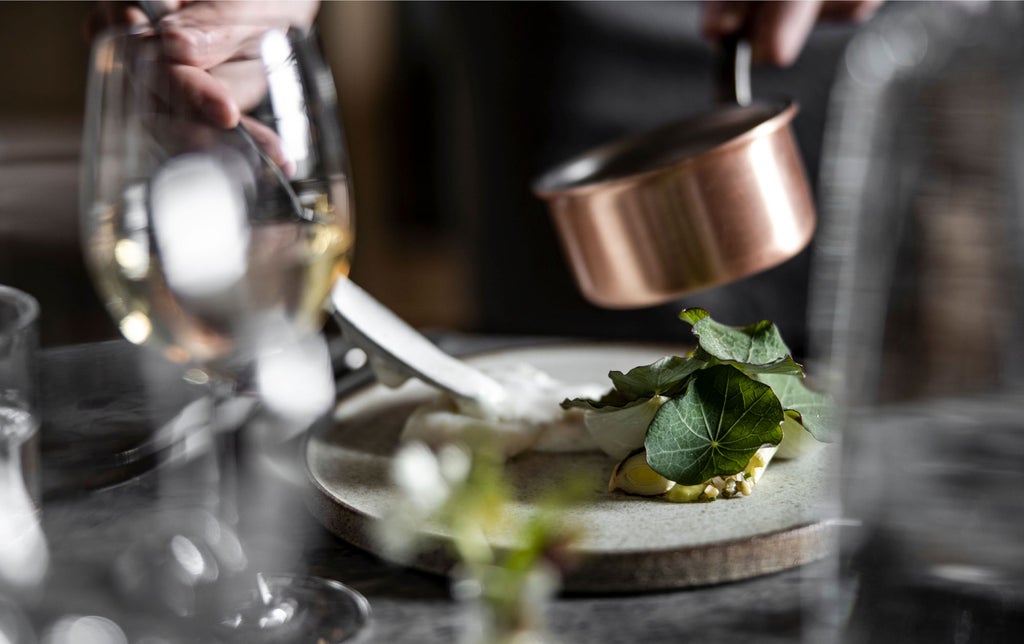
[205,383,309,633]
[210,379,246,529]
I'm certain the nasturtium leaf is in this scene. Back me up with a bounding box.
[682,311,792,367]
[735,355,804,376]
[608,356,702,399]
[644,365,784,486]
[691,347,804,378]
[561,387,635,411]
[757,373,835,442]
[678,308,710,326]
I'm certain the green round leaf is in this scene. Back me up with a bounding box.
[644,365,784,485]
[608,356,702,399]
[691,316,791,366]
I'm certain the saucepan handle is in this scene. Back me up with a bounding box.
[715,34,752,107]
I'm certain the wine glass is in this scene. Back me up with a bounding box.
[79,23,368,641]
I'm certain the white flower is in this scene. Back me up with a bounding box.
[436,443,472,487]
[374,441,472,562]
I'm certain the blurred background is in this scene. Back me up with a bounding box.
[0,1,868,354]
[0,2,99,345]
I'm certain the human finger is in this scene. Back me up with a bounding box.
[748,1,822,67]
[239,115,297,178]
[818,0,883,22]
[701,1,752,47]
[159,22,268,69]
[154,65,293,174]
[166,55,277,129]
[86,1,150,40]
[167,62,241,128]
[158,1,318,69]
[209,59,270,115]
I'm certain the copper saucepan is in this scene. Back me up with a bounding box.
[532,39,816,309]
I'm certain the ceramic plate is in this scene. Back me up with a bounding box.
[305,343,836,592]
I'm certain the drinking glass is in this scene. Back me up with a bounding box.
[79,23,367,641]
[0,286,45,643]
[0,284,47,587]
[810,3,1024,641]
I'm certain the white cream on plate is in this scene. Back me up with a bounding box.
[400,363,606,457]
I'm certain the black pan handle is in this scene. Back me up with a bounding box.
[715,34,752,107]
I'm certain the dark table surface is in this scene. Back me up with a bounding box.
[22,337,1021,643]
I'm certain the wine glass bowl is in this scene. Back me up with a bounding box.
[81,24,353,376]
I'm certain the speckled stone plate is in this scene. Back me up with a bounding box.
[305,343,837,592]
